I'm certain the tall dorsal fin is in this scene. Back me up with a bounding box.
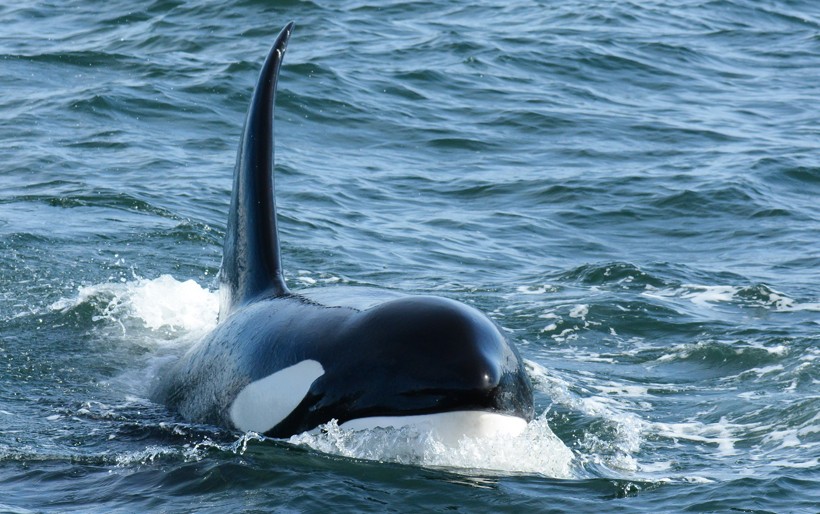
[220,22,294,319]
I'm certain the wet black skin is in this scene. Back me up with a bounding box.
[153,23,534,437]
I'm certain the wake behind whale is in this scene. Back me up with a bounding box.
[152,22,534,441]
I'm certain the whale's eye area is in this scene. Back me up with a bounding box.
[230,360,325,433]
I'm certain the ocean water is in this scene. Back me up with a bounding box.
[1,0,818,512]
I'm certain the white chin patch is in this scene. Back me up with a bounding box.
[340,411,528,446]
[230,360,324,433]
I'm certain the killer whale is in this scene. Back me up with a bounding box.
[153,22,534,439]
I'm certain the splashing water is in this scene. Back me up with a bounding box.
[289,416,574,478]
[50,274,218,337]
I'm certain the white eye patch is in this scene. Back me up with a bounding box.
[229,359,325,433]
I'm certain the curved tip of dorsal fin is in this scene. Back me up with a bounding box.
[219,22,295,318]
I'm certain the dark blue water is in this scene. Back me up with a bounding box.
[1,1,818,512]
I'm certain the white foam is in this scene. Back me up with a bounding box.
[566,352,617,364]
[642,283,819,313]
[775,301,820,312]
[568,304,589,319]
[113,432,252,466]
[680,284,738,306]
[289,414,574,478]
[741,364,785,378]
[341,411,527,447]
[50,274,218,335]
[114,445,186,466]
[747,342,789,356]
[129,275,217,332]
[642,284,739,307]
[593,383,651,398]
[515,284,558,295]
[762,429,802,449]
[756,286,820,311]
[651,417,739,457]
[638,460,672,473]
[654,342,696,363]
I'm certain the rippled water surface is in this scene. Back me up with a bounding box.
[1,1,818,512]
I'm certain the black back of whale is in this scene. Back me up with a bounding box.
[154,23,534,437]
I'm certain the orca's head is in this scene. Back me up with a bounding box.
[267,295,534,438]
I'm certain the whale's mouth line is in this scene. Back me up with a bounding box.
[338,411,528,445]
